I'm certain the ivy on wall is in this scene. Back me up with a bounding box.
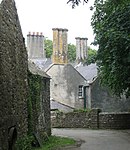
[27,70,42,134]
[16,71,43,149]
[16,70,51,149]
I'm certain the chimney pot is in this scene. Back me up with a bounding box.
[75,37,81,39]
[28,32,31,35]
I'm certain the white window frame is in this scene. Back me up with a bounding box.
[78,85,84,98]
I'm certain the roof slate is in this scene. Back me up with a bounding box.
[28,61,50,78]
[76,63,98,82]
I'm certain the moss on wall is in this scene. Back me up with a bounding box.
[27,70,42,134]
[27,69,51,140]
[0,0,28,149]
[16,70,51,149]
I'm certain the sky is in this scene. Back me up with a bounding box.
[16,0,96,49]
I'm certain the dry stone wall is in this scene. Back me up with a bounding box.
[99,112,130,129]
[51,109,101,129]
[51,109,130,129]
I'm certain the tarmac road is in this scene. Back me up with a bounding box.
[52,128,130,150]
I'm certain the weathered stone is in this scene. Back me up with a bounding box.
[0,0,28,149]
[90,78,130,112]
[28,62,51,139]
[51,109,130,130]
[27,32,46,59]
[75,37,88,63]
[51,109,100,129]
[99,112,130,129]
[52,28,68,64]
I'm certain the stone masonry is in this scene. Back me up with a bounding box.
[99,112,130,129]
[52,28,68,64]
[0,0,28,149]
[75,37,88,63]
[51,109,101,129]
[51,109,130,129]
[28,62,51,138]
[27,32,45,59]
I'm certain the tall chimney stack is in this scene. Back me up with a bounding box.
[75,37,88,63]
[27,32,45,59]
[52,28,68,64]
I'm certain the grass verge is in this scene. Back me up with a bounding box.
[35,135,76,150]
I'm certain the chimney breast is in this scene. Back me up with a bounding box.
[27,31,46,59]
[75,37,88,63]
[52,28,68,64]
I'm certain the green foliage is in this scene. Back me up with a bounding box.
[73,108,92,113]
[35,136,76,150]
[91,0,130,96]
[67,0,89,8]
[27,70,42,134]
[45,39,53,58]
[84,47,97,65]
[17,71,43,149]
[44,38,76,62]
[44,38,96,64]
[16,135,34,150]
[68,43,76,62]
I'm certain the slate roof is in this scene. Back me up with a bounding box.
[29,58,52,70]
[28,58,98,82]
[28,61,50,78]
[75,63,98,82]
[51,99,74,112]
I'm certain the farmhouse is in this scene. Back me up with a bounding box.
[27,26,130,113]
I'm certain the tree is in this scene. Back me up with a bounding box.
[91,0,130,96]
[84,47,97,65]
[67,0,89,8]
[68,43,76,62]
[44,38,53,58]
[44,38,97,64]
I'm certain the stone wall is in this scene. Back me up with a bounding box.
[51,109,100,129]
[51,109,130,129]
[28,62,51,140]
[41,78,51,136]
[0,0,28,149]
[99,112,130,129]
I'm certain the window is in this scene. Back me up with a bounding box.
[78,85,84,98]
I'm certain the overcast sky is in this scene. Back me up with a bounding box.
[16,0,96,49]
